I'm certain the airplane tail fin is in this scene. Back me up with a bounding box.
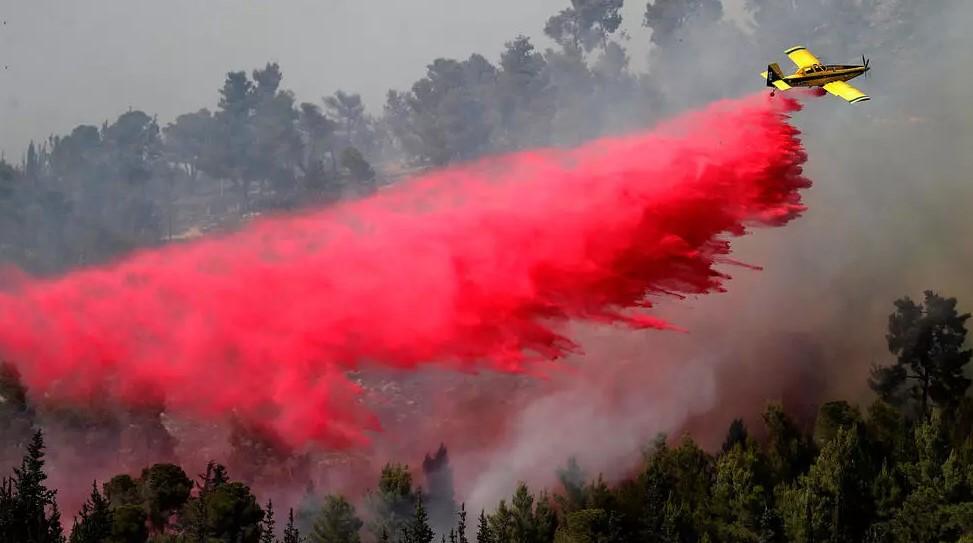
[766,63,784,86]
[761,63,792,91]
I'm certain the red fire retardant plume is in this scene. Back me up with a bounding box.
[0,93,810,448]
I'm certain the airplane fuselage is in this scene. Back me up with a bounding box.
[782,64,868,87]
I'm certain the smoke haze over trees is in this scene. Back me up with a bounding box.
[0,0,929,277]
[1,0,972,540]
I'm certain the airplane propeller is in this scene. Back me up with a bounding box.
[862,54,870,76]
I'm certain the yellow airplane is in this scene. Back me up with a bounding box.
[760,46,871,104]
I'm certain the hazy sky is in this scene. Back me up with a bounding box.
[0,0,651,159]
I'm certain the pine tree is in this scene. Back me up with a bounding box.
[25,141,39,179]
[47,500,65,543]
[721,418,749,453]
[210,463,230,487]
[870,291,973,418]
[366,463,418,541]
[310,495,363,543]
[284,508,303,543]
[2,430,63,543]
[510,483,536,543]
[487,501,512,543]
[456,503,469,543]
[402,497,434,543]
[260,499,276,543]
[476,511,493,543]
[555,458,586,513]
[69,482,112,543]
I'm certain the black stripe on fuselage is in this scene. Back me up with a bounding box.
[785,71,861,86]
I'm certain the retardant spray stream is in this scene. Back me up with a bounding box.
[0,93,810,448]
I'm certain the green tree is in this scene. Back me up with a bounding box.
[456,503,469,543]
[721,419,750,454]
[762,404,816,484]
[0,430,64,543]
[207,69,256,212]
[283,508,303,543]
[544,0,624,52]
[164,109,215,184]
[865,400,912,466]
[511,483,538,543]
[404,56,494,165]
[260,499,276,543]
[495,36,554,151]
[180,463,263,543]
[24,141,40,180]
[476,511,493,543]
[813,401,863,448]
[366,463,418,540]
[109,504,148,543]
[643,0,722,46]
[100,110,167,245]
[556,458,587,514]
[340,147,376,189]
[640,435,713,541]
[870,291,972,418]
[297,102,338,194]
[249,63,303,204]
[487,501,513,543]
[777,426,873,543]
[70,482,112,543]
[872,460,903,525]
[711,440,769,541]
[103,475,141,509]
[907,411,951,488]
[552,508,616,543]
[402,497,434,543]
[888,486,947,543]
[309,496,362,543]
[324,91,374,157]
[139,463,192,532]
[201,482,264,542]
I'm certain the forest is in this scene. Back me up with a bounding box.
[0,0,954,542]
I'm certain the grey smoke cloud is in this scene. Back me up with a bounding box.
[0,0,653,158]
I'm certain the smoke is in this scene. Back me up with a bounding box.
[0,92,807,459]
[422,0,973,509]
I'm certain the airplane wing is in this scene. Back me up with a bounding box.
[785,46,820,69]
[822,80,870,104]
